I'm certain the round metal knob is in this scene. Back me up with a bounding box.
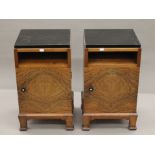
[21,88,26,92]
[89,87,94,92]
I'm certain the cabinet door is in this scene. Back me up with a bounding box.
[16,67,72,113]
[84,66,139,113]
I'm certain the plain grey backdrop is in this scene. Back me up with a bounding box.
[0,19,155,134]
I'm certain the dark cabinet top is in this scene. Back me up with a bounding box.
[14,29,70,48]
[84,29,141,48]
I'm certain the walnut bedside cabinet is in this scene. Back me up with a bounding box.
[82,29,141,130]
[14,29,74,131]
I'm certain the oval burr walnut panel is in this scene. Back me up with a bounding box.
[84,66,139,113]
[16,67,72,113]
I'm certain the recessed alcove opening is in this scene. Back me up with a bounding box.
[18,52,68,67]
[88,52,137,65]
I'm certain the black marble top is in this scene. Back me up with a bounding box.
[84,29,141,48]
[14,29,70,48]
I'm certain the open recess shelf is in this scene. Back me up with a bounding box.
[88,51,138,66]
[17,51,68,67]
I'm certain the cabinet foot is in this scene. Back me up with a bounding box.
[128,115,137,130]
[18,116,27,131]
[82,116,90,131]
[66,116,74,130]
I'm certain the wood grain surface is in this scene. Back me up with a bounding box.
[82,47,141,130]
[84,65,139,113]
[15,48,73,130]
[16,67,72,113]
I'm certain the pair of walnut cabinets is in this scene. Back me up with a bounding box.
[14,29,141,131]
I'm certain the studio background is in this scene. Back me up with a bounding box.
[0,19,155,134]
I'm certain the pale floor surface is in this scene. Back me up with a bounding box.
[0,90,155,135]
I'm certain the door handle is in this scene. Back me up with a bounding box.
[21,87,26,92]
[88,87,94,92]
